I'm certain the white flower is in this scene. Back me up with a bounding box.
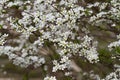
[44,76,57,80]
[0,33,8,45]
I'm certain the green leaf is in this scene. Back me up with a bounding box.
[0,25,2,29]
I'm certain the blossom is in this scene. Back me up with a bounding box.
[0,33,8,45]
[0,0,120,79]
[44,76,57,80]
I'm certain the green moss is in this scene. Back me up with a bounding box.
[98,49,113,66]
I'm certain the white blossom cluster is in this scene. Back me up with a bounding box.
[0,0,120,79]
[108,34,120,51]
[87,0,120,27]
[44,76,56,80]
[80,35,99,63]
[0,33,8,45]
[102,64,120,80]
[52,56,71,72]
[0,0,99,69]
[0,34,45,68]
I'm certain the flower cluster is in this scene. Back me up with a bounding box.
[52,56,71,72]
[102,64,120,80]
[0,0,120,80]
[0,33,8,45]
[44,76,56,80]
[0,0,99,68]
[108,34,120,51]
